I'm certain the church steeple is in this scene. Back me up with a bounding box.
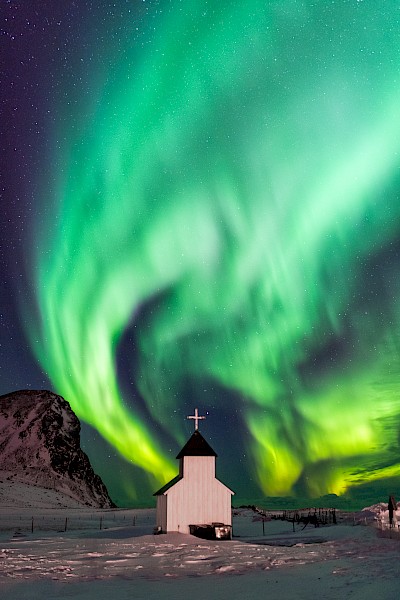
[176,429,217,459]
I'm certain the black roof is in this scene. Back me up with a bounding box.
[176,430,217,458]
[153,474,182,496]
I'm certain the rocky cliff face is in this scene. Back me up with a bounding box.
[0,390,115,508]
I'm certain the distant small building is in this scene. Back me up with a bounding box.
[154,409,234,535]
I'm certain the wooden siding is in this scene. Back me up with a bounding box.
[183,455,215,480]
[164,456,233,534]
[155,493,167,531]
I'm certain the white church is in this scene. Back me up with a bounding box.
[154,409,234,537]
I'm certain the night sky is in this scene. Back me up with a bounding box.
[2,1,400,507]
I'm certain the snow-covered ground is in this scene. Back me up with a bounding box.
[1,486,400,600]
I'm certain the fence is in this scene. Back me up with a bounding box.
[0,508,155,536]
[254,507,338,526]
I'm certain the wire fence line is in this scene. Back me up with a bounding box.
[0,509,156,535]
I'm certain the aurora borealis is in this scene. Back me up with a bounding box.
[2,1,400,505]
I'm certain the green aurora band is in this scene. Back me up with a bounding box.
[30,1,400,499]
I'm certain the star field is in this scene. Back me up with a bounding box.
[1,1,400,506]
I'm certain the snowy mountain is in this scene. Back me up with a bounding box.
[0,390,115,508]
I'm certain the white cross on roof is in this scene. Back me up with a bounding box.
[187,408,206,431]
